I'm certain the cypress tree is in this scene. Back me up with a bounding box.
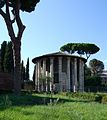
[20,60,25,88]
[33,65,36,89]
[0,49,1,72]
[0,41,7,72]
[25,57,29,81]
[4,41,14,73]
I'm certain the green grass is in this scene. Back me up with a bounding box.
[0,93,107,120]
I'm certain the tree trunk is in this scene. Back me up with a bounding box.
[12,40,21,95]
[0,0,25,95]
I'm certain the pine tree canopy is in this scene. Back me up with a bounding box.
[0,0,40,12]
[60,43,100,60]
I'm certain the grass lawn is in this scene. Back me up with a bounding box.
[0,93,107,120]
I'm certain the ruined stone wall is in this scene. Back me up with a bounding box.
[0,72,13,90]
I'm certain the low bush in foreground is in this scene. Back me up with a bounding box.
[66,92,96,101]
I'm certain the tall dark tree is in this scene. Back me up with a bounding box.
[4,41,14,73]
[60,43,100,60]
[33,65,36,89]
[0,41,7,72]
[25,57,29,81]
[0,49,1,71]
[89,59,104,76]
[0,0,40,94]
[84,64,91,78]
[20,60,25,88]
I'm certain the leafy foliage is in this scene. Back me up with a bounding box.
[25,57,29,81]
[0,41,7,72]
[84,64,91,77]
[60,43,100,59]
[20,60,25,88]
[3,42,14,73]
[0,41,14,73]
[0,0,40,12]
[33,65,36,88]
[0,0,5,8]
[89,59,104,76]
[101,95,107,104]
[84,76,101,87]
[9,0,40,12]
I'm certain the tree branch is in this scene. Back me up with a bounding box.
[0,8,15,41]
[14,0,26,41]
[86,53,91,60]
[4,17,16,42]
[6,0,10,16]
[0,9,6,18]
[11,9,16,24]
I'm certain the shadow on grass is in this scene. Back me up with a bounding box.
[0,92,94,111]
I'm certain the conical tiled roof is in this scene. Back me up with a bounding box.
[32,51,87,63]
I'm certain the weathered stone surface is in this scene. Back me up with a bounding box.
[32,52,86,92]
[0,72,13,90]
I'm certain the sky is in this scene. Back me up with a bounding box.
[0,0,107,79]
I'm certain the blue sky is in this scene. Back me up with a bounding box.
[0,0,107,79]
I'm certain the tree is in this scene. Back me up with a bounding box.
[4,41,14,73]
[33,65,36,89]
[0,49,1,71]
[60,43,100,60]
[89,59,104,76]
[20,60,25,88]
[25,57,29,81]
[0,41,7,72]
[84,64,91,78]
[84,76,101,87]
[0,0,40,94]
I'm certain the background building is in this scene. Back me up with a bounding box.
[99,70,107,85]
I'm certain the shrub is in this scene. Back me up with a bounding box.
[95,94,102,103]
[0,95,12,108]
[101,95,107,104]
[66,92,96,101]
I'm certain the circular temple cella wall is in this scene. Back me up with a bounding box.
[32,51,87,92]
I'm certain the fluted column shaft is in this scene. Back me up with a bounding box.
[37,61,40,91]
[43,59,47,91]
[35,63,38,90]
[73,58,78,92]
[59,57,62,92]
[79,59,84,92]
[67,57,71,92]
[50,57,54,91]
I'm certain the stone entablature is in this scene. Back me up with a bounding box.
[32,52,86,92]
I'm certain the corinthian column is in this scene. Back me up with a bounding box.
[79,59,84,92]
[72,58,77,92]
[67,57,71,92]
[50,57,54,92]
[73,58,78,92]
[59,57,62,92]
[37,61,40,92]
[43,59,46,91]
[35,63,38,91]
